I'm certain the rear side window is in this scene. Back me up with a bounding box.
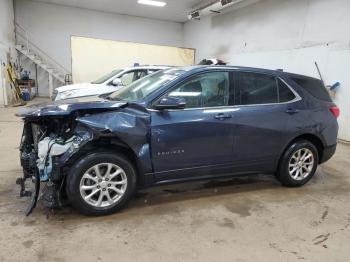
[236,72,277,105]
[278,79,296,102]
[235,72,296,105]
[291,77,332,102]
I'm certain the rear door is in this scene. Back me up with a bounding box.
[231,71,299,171]
[150,70,236,181]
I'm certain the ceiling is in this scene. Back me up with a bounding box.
[32,0,206,23]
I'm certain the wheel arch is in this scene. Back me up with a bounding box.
[62,137,151,187]
[278,133,324,167]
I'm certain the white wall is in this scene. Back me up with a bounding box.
[14,0,184,73]
[0,0,15,59]
[0,0,16,106]
[71,36,195,83]
[184,0,350,141]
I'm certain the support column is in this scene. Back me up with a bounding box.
[0,70,8,107]
[48,73,53,98]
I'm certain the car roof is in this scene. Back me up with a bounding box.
[121,65,170,71]
[172,65,284,75]
[175,65,321,80]
[283,72,322,81]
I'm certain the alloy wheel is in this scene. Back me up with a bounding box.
[288,148,315,181]
[79,163,127,208]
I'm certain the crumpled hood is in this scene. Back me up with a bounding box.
[17,95,127,118]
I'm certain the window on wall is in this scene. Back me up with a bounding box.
[166,71,230,108]
[235,72,295,105]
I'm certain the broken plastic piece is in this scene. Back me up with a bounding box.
[16,177,32,197]
[24,170,40,216]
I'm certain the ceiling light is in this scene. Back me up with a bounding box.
[137,0,167,7]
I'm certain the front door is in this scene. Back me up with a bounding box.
[150,71,235,181]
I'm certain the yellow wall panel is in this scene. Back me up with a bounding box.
[71,36,195,83]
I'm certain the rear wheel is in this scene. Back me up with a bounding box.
[66,152,136,216]
[277,140,319,187]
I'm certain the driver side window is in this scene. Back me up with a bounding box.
[165,71,230,109]
[119,71,136,86]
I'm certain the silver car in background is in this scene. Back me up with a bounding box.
[53,65,169,100]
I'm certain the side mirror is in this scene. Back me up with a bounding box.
[154,97,186,110]
[112,78,123,87]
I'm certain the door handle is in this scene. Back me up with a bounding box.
[285,108,299,115]
[214,113,232,120]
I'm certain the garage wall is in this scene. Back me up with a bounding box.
[0,0,16,106]
[71,36,195,83]
[0,0,15,60]
[14,0,184,73]
[184,0,350,141]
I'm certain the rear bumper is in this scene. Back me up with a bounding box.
[320,144,337,164]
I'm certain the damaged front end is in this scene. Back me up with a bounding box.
[18,116,92,215]
[16,97,151,215]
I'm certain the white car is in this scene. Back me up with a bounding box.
[53,66,169,100]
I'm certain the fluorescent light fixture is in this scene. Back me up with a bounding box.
[137,0,167,7]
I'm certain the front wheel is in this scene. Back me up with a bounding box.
[277,140,319,187]
[66,152,136,216]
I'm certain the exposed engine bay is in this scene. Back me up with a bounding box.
[18,116,93,215]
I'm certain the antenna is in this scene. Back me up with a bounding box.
[314,62,324,83]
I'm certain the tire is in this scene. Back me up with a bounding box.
[277,140,319,187]
[66,152,137,216]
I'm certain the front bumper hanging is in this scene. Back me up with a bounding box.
[16,169,40,216]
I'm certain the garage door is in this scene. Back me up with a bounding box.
[71,36,195,83]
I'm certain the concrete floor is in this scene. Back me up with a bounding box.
[0,99,349,262]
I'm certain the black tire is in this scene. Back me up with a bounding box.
[277,140,319,187]
[66,152,136,216]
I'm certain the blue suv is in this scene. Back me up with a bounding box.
[17,66,339,215]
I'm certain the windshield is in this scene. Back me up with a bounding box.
[108,68,185,102]
[91,69,123,84]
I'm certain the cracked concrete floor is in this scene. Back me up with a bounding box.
[0,99,349,262]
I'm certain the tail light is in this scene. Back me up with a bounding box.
[329,105,340,118]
